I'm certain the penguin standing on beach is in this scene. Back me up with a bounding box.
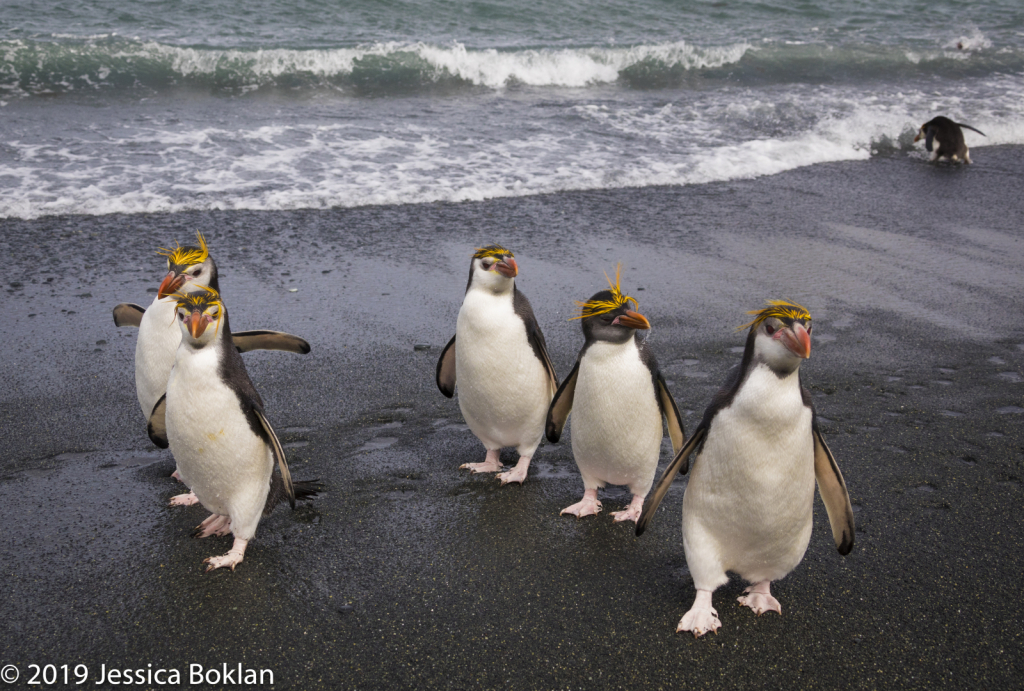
[545,269,685,522]
[149,286,315,572]
[113,232,309,504]
[436,245,557,485]
[913,116,986,164]
[636,300,855,637]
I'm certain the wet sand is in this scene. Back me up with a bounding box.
[1,147,1023,689]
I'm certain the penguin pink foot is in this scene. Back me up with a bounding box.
[169,492,199,507]
[678,589,722,637]
[560,488,603,517]
[497,456,531,485]
[204,537,248,572]
[460,449,503,474]
[171,470,183,482]
[610,494,646,523]
[193,513,232,539]
[737,581,782,616]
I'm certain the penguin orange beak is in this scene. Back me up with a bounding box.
[187,309,209,339]
[913,129,924,143]
[781,323,811,359]
[612,310,651,330]
[495,257,518,278]
[158,271,186,299]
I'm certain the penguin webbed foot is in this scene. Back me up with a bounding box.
[460,449,503,474]
[737,581,782,616]
[497,456,531,485]
[169,492,200,507]
[203,538,248,573]
[610,494,645,523]
[560,489,602,518]
[193,513,232,539]
[678,589,722,637]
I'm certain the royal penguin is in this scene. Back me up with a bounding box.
[636,300,855,637]
[147,286,317,571]
[436,245,557,485]
[914,116,986,164]
[545,269,685,522]
[113,232,310,503]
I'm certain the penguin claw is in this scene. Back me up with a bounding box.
[737,583,782,616]
[677,607,722,638]
[193,513,232,539]
[169,492,200,507]
[497,458,530,485]
[559,497,602,517]
[460,461,503,474]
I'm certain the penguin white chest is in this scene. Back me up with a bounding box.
[454,289,550,449]
[165,346,272,525]
[571,340,662,491]
[135,297,181,416]
[684,364,815,583]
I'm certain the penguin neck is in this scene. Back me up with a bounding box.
[468,277,515,300]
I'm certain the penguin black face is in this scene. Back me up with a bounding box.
[468,245,518,293]
[743,300,812,374]
[173,286,226,345]
[580,289,650,344]
[156,232,218,299]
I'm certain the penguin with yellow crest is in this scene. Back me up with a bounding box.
[148,286,317,572]
[636,300,855,637]
[436,245,557,485]
[545,267,685,522]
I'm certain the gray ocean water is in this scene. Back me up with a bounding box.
[2,0,1023,219]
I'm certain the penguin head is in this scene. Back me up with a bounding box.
[467,245,518,294]
[156,231,219,299]
[172,285,226,347]
[741,299,812,374]
[574,266,650,344]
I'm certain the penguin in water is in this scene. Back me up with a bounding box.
[545,268,685,522]
[914,116,986,164]
[113,232,310,505]
[149,286,317,572]
[636,300,855,637]
[436,246,557,485]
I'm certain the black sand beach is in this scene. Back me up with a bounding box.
[1,148,1022,689]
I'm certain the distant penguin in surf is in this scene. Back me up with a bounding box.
[914,116,985,164]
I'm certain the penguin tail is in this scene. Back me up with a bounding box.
[263,476,322,515]
[958,123,986,137]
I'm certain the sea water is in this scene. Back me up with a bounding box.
[1,0,1023,219]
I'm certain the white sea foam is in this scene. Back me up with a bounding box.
[2,75,1023,220]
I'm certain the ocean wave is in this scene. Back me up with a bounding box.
[0,37,751,96]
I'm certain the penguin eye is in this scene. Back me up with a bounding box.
[806,324,812,333]
[177,312,185,321]
[191,268,202,277]
[764,323,776,336]
[207,306,219,316]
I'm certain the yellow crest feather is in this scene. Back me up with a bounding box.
[570,264,638,320]
[738,299,811,331]
[472,244,514,260]
[157,231,209,267]
[171,284,225,337]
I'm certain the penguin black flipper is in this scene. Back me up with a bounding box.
[545,359,580,443]
[113,303,146,328]
[812,421,856,555]
[656,374,686,455]
[147,394,169,449]
[254,408,296,509]
[232,330,311,355]
[513,288,558,397]
[436,335,457,398]
[635,425,708,536]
